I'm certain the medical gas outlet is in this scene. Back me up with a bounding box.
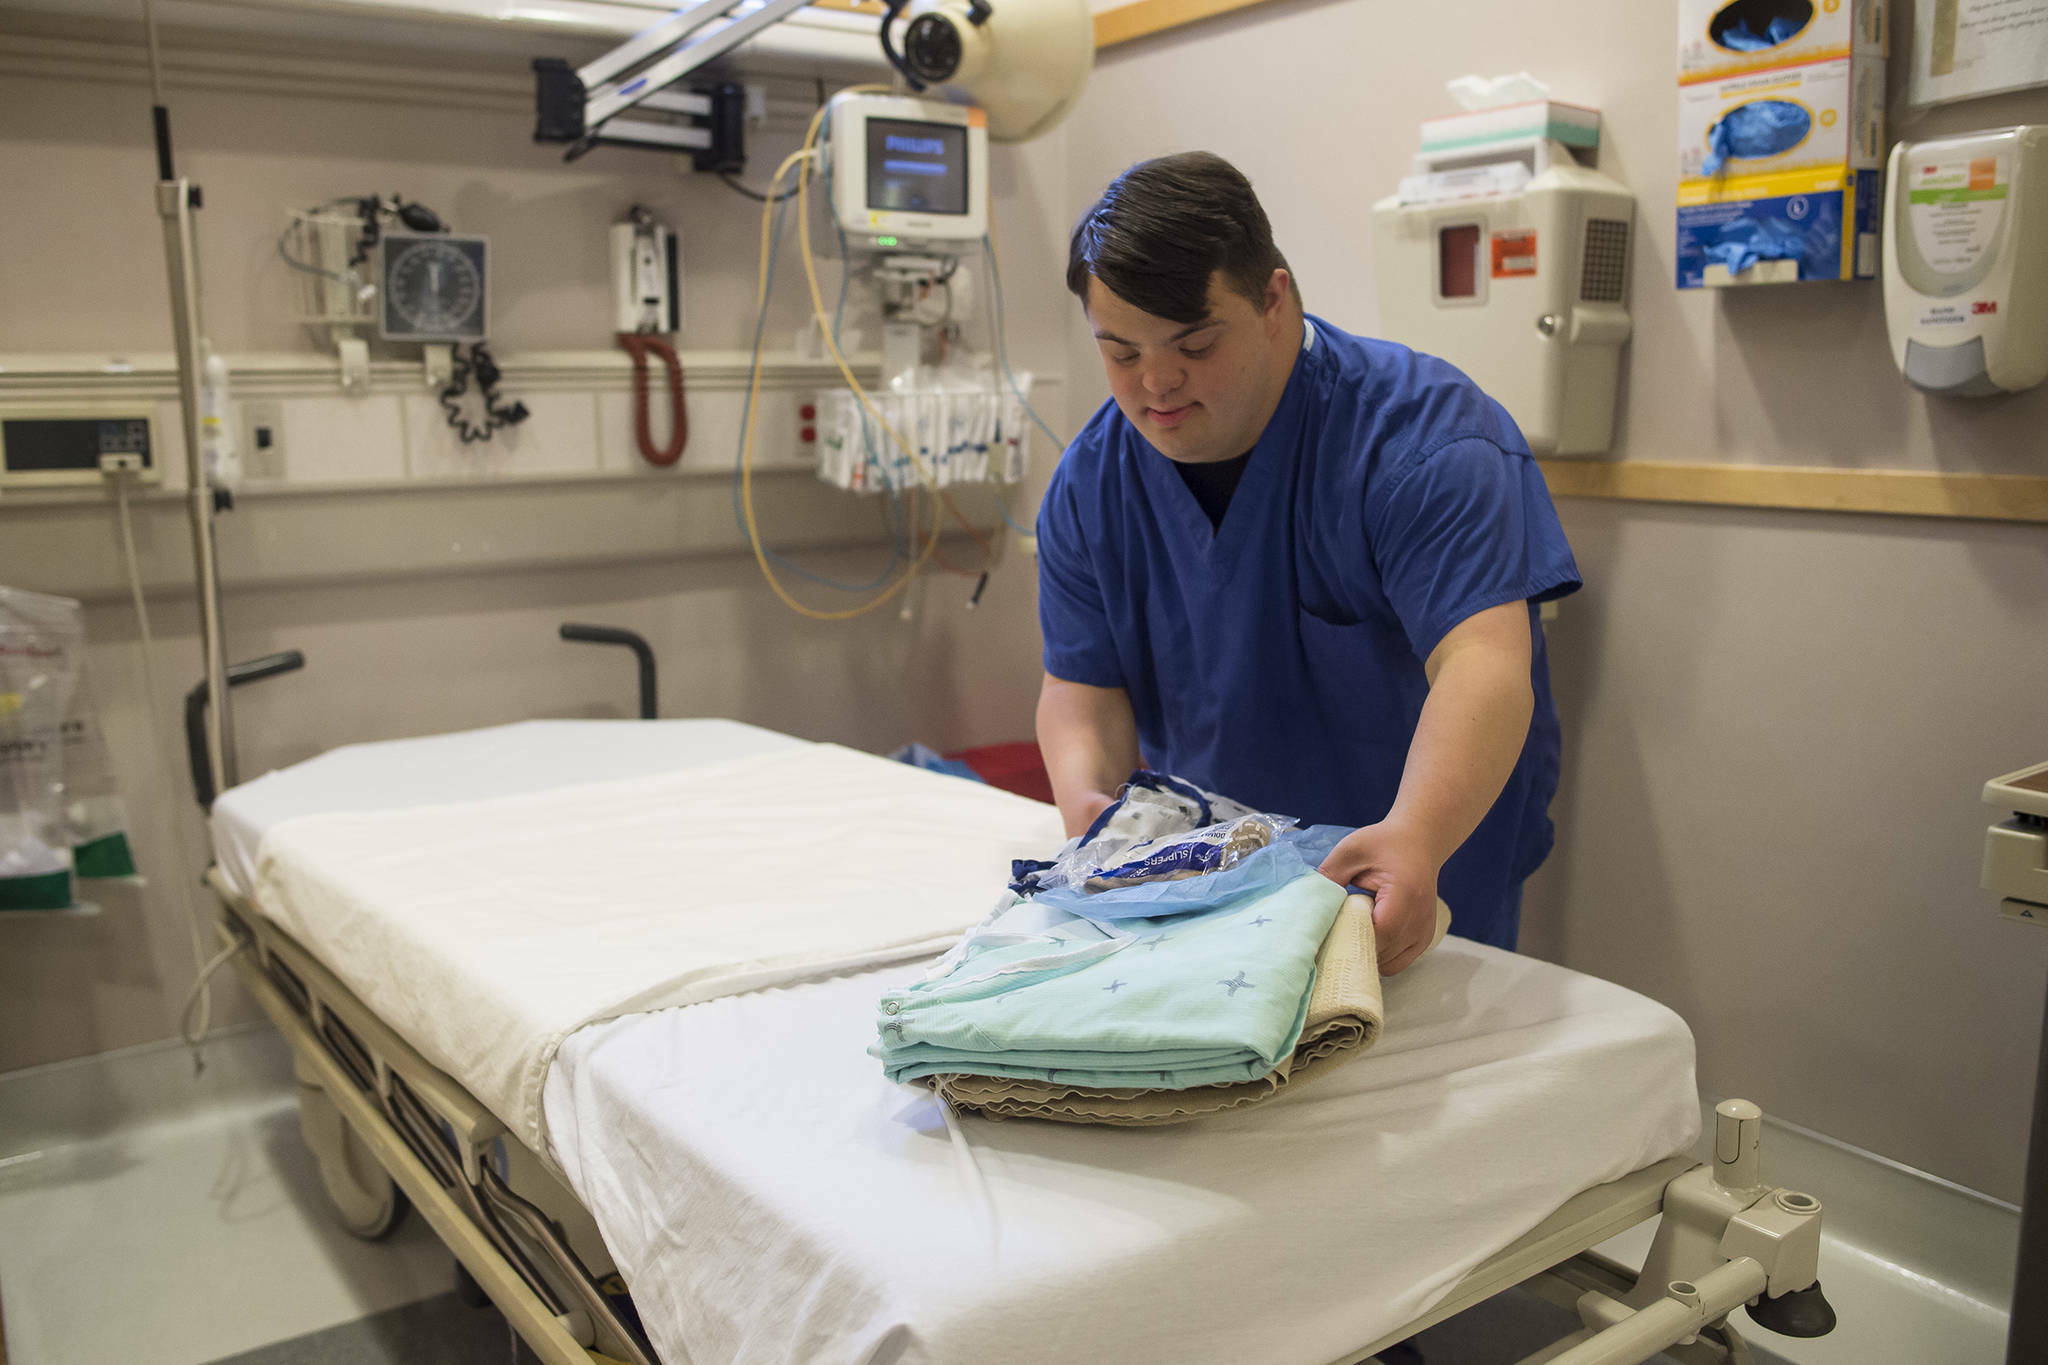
[1883,127,2048,396]
[1373,140,1636,457]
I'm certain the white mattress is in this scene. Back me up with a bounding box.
[545,939,1701,1365]
[215,720,1701,1364]
[212,720,1067,1153]
[212,719,809,898]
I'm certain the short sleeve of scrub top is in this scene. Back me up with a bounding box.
[1363,436,1581,662]
[1036,469,1123,689]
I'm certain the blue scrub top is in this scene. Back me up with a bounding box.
[1036,316,1581,950]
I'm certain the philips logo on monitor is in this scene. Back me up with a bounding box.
[866,117,969,216]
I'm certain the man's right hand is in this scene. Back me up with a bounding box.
[1035,672,1141,837]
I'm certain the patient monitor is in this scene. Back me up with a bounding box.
[822,93,989,254]
[815,91,995,385]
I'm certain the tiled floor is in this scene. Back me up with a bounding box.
[0,1041,2006,1365]
[205,1294,540,1365]
[0,1092,449,1365]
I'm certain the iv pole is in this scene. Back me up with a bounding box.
[141,0,235,796]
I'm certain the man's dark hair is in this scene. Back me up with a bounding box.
[1066,151,1298,324]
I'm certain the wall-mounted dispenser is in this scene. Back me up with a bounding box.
[1373,112,1635,457]
[1883,126,2048,396]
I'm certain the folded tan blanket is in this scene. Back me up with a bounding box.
[931,893,1450,1126]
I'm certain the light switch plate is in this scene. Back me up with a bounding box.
[242,399,287,480]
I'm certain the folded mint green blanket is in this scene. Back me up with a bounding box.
[874,868,1347,1090]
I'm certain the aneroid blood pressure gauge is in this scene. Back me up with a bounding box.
[380,233,489,341]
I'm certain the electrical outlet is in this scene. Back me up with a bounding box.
[795,395,818,451]
[241,399,286,480]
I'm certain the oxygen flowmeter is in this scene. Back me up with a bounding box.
[1883,126,2048,396]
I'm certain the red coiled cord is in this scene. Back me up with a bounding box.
[617,333,688,466]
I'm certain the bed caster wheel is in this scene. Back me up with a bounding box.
[1745,1280,1837,1338]
[298,1082,409,1240]
[318,1139,409,1240]
[453,1260,492,1310]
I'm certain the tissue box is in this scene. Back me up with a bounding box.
[1420,100,1600,162]
[1677,0,1886,84]
[1678,57,1884,183]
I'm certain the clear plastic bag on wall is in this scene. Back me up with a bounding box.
[0,588,135,912]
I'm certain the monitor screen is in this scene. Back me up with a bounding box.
[865,118,969,216]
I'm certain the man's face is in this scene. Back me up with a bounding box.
[1086,269,1295,464]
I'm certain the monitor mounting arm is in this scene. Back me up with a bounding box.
[532,0,823,164]
[533,0,1089,162]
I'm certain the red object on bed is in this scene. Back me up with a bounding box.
[947,741,1054,805]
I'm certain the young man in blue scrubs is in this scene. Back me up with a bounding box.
[1035,152,1581,973]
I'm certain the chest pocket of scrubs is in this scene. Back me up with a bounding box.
[1293,608,1427,760]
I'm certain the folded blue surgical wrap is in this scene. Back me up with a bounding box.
[1702,99,1812,176]
[888,742,985,785]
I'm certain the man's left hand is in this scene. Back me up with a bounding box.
[1316,821,1440,976]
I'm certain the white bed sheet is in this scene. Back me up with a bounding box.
[545,939,1701,1365]
[211,719,808,898]
[213,720,1066,1153]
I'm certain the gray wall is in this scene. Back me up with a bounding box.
[1062,0,2048,1202]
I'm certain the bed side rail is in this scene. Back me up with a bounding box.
[211,872,655,1365]
[559,624,657,720]
[1514,1102,1836,1365]
[185,651,305,808]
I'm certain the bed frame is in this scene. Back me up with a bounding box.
[210,869,1835,1365]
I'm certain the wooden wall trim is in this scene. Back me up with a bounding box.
[1536,460,2048,526]
[1094,0,1282,50]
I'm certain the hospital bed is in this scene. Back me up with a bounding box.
[200,716,1837,1365]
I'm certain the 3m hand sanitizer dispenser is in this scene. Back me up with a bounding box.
[1883,126,2048,396]
[1372,138,1635,456]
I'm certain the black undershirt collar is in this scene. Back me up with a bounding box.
[1173,450,1254,532]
